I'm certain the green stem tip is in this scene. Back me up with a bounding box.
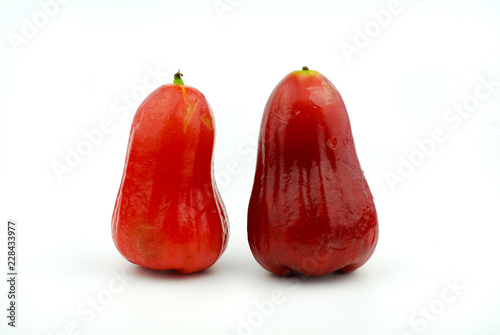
[302,66,309,71]
[173,70,184,85]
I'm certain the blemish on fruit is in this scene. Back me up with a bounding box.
[327,137,337,149]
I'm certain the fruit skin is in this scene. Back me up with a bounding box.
[247,68,378,276]
[112,75,229,273]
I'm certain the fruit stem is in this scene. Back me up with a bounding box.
[302,66,309,71]
[174,70,184,86]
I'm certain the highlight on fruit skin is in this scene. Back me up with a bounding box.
[247,66,378,276]
[112,70,229,274]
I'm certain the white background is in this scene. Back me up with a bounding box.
[1,0,500,334]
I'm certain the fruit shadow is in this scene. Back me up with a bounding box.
[265,269,361,286]
[130,265,215,281]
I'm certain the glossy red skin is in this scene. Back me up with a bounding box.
[247,70,378,276]
[112,83,229,273]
